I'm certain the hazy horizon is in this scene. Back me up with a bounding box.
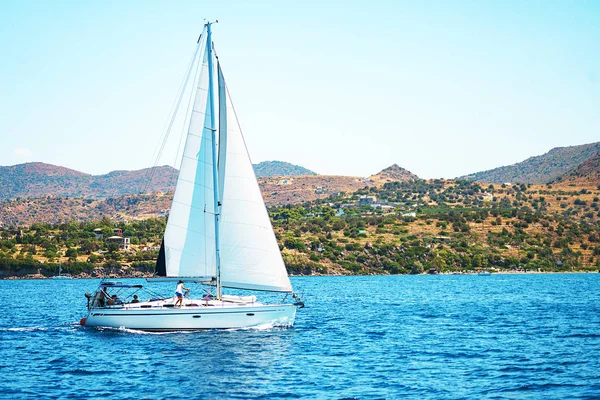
[3,138,599,180]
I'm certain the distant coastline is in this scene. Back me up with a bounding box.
[3,269,599,280]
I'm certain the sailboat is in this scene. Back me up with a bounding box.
[52,256,72,280]
[81,22,303,331]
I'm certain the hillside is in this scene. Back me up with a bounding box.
[2,177,599,279]
[0,163,88,201]
[259,175,372,205]
[259,164,417,205]
[0,193,173,226]
[0,164,418,225]
[0,162,177,202]
[369,164,419,185]
[253,161,316,177]
[554,151,600,187]
[460,142,600,184]
[0,161,316,202]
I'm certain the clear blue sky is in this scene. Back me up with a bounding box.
[1,0,598,179]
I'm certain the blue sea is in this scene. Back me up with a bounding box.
[1,274,600,399]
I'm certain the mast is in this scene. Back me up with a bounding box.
[206,21,222,300]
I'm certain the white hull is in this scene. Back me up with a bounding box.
[84,299,296,331]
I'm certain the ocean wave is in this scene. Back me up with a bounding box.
[2,327,48,332]
[59,369,112,376]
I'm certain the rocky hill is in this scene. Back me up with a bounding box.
[253,161,316,177]
[0,193,173,226]
[0,161,317,202]
[0,164,418,225]
[554,151,600,187]
[259,175,372,206]
[0,162,177,202]
[258,164,418,206]
[369,164,419,185]
[2,175,599,279]
[460,142,600,184]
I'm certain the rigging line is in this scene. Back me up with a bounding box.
[145,38,202,191]
[223,78,256,168]
[141,38,203,195]
[144,44,200,195]
[171,38,204,187]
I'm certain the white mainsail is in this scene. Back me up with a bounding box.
[163,29,216,278]
[161,28,292,293]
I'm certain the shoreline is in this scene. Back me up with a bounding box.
[2,270,599,280]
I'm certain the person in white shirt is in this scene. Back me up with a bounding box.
[174,280,189,308]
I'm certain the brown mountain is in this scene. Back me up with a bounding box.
[258,164,418,206]
[0,193,173,226]
[253,161,316,177]
[460,142,600,184]
[0,162,177,202]
[554,151,600,187]
[0,163,420,225]
[369,164,419,184]
[0,161,318,203]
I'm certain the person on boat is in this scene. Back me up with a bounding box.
[174,280,189,308]
[107,294,122,306]
[94,289,107,307]
[131,295,140,304]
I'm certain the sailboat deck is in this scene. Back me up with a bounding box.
[101,298,265,310]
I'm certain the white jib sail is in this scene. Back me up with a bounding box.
[163,31,217,278]
[217,64,293,293]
